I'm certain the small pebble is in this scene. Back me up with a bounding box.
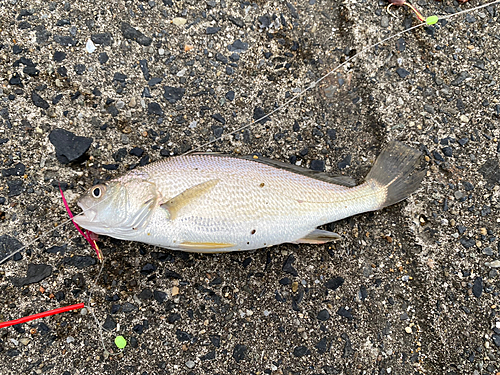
[173,17,187,26]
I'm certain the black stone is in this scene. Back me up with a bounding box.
[57,66,67,77]
[326,277,344,290]
[31,91,49,109]
[442,146,453,157]
[54,35,77,46]
[396,37,406,52]
[63,256,96,269]
[396,67,410,78]
[121,302,138,313]
[106,105,118,117]
[165,269,182,279]
[9,74,22,86]
[91,32,113,46]
[0,235,23,263]
[113,72,127,82]
[7,180,23,197]
[226,91,235,101]
[148,77,162,86]
[293,346,310,357]
[176,330,192,342]
[432,150,444,162]
[138,288,153,300]
[140,263,156,275]
[102,164,119,170]
[206,27,221,34]
[227,39,249,52]
[212,126,223,138]
[133,324,144,334]
[451,72,468,86]
[2,163,25,177]
[315,337,329,354]
[210,335,221,347]
[148,102,163,116]
[121,22,152,46]
[459,237,475,249]
[45,245,67,254]
[212,113,226,124]
[472,277,483,298]
[52,94,63,105]
[463,181,474,191]
[11,264,52,287]
[24,66,39,76]
[228,16,244,27]
[52,51,66,62]
[113,148,127,162]
[310,160,325,171]
[282,255,298,276]
[49,128,93,164]
[338,155,351,170]
[337,306,353,320]
[129,147,144,157]
[200,351,216,360]
[56,19,71,26]
[154,290,167,303]
[216,53,228,64]
[317,309,330,321]
[163,86,185,104]
[103,315,117,330]
[98,52,109,64]
[253,107,270,124]
[233,344,247,362]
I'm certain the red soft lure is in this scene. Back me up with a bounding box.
[60,187,102,260]
[0,303,85,329]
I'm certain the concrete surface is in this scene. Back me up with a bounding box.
[0,0,499,374]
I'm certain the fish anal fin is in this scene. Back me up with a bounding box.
[294,229,341,244]
[161,179,219,219]
[179,241,234,251]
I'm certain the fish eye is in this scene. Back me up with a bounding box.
[91,185,106,199]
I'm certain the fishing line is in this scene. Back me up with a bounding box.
[187,0,500,155]
[0,193,114,266]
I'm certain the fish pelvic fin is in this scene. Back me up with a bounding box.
[161,179,220,219]
[294,229,341,244]
[366,141,425,208]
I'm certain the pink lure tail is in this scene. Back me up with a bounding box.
[59,186,102,261]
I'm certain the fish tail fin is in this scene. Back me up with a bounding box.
[366,141,425,208]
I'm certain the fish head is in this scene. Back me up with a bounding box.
[73,177,159,239]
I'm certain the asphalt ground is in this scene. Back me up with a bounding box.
[0,0,499,374]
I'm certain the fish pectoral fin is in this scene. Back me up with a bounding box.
[294,229,341,244]
[160,179,220,219]
[179,241,234,251]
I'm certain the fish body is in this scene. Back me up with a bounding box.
[74,142,424,252]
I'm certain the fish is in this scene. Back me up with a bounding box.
[73,141,425,253]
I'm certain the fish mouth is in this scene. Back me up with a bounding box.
[73,203,97,227]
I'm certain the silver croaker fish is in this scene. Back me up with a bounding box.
[74,141,424,252]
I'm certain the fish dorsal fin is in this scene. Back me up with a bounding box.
[192,153,356,187]
[161,179,219,219]
[239,155,356,187]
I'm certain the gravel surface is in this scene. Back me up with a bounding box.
[1,0,500,374]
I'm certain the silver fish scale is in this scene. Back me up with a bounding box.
[124,154,380,251]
